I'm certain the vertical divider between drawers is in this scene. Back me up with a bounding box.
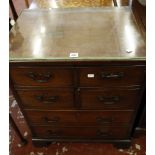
[73,66,81,109]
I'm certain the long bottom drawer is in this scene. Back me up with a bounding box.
[32,126,129,139]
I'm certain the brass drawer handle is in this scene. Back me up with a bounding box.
[44,116,60,123]
[27,72,52,83]
[96,130,111,137]
[101,72,124,79]
[97,96,119,104]
[96,116,113,124]
[46,130,62,136]
[35,95,58,103]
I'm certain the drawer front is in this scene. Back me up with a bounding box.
[32,126,128,139]
[80,88,141,110]
[16,89,74,109]
[79,66,145,87]
[10,67,73,87]
[25,110,133,126]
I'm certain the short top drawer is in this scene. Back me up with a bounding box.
[79,66,145,87]
[10,67,74,87]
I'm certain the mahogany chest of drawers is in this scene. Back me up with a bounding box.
[9,8,146,148]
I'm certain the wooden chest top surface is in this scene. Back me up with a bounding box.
[9,7,145,62]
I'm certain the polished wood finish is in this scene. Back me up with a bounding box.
[9,8,145,61]
[79,66,145,87]
[10,67,74,87]
[24,110,133,126]
[29,0,115,9]
[24,0,30,8]
[10,7,145,148]
[132,0,146,38]
[16,88,74,109]
[31,126,129,139]
[80,88,141,110]
[131,0,146,137]
[29,0,131,9]
[133,89,146,137]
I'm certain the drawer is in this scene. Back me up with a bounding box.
[10,67,73,87]
[32,126,129,139]
[80,88,141,110]
[16,88,74,109]
[25,110,133,126]
[79,66,145,87]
